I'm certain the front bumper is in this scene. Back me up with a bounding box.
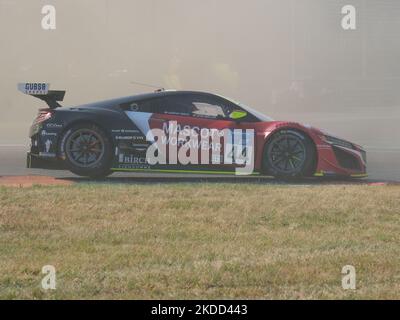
[314,140,367,178]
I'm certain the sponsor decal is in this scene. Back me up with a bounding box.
[18,82,49,95]
[39,152,56,158]
[45,139,52,153]
[46,123,63,129]
[117,141,148,153]
[115,135,145,141]
[41,130,57,137]
[123,112,254,175]
[117,163,150,169]
[118,154,147,165]
[116,140,150,168]
[159,121,223,153]
[316,144,332,149]
[111,129,140,134]
[128,103,139,111]
[146,121,255,175]
[40,139,56,157]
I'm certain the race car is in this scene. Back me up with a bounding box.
[20,83,367,179]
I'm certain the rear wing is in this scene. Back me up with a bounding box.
[18,83,66,109]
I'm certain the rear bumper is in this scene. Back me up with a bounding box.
[27,152,66,170]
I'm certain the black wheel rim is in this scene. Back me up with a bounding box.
[66,129,105,168]
[267,134,306,174]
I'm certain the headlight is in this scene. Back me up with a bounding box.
[323,135,354,149]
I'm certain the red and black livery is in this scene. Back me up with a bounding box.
[20,83,367,179]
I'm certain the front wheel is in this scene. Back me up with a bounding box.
[262,130,316,179]
[61,123,113,178]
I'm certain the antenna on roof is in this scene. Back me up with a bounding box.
[130,80,165,92]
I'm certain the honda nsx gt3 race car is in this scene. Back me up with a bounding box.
[19,83,367,179]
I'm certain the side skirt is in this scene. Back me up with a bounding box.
[111,168,261,176]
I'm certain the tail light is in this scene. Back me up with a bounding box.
[34,108,53,124]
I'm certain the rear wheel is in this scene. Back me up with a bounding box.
[262,130,316,179]
[62,124,112,178]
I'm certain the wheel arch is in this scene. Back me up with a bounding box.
[262,126,318,176]
[57,119,114,157]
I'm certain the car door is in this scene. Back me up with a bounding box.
[150,93,253,172]
[182,94,255,172]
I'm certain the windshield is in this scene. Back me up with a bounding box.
[239,103,274,122]
[219,95,274,122]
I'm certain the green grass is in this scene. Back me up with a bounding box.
[0,183,399,299]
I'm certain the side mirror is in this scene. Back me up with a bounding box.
[229,110,247,120]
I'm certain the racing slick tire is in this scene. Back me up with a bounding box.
[61,123,113,178]
[262,129,316,179]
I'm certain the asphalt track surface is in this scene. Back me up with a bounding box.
[1,146,399,185]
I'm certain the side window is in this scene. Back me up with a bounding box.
[157,96,192,116]
[191,102,226,119]
[138,99,157,113]
[122,97,194,115]
[159,94,232,119]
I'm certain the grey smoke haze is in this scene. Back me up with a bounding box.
[0,0,399,179]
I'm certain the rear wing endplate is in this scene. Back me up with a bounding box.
[18,83,66,109]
